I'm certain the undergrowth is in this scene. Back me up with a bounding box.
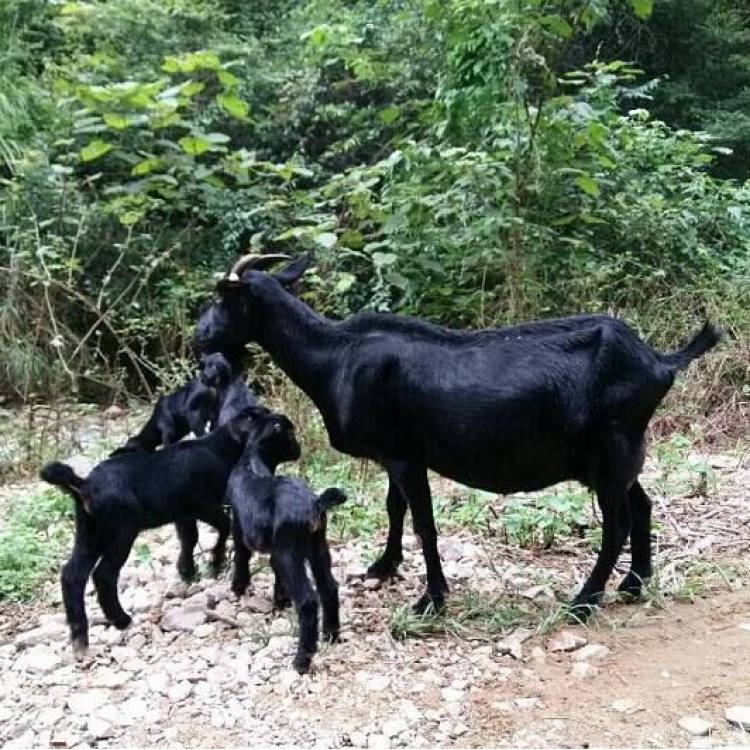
[0,487,73,601]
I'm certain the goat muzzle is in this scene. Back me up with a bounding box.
[228,253,292,281]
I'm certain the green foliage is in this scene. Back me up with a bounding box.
[0,487,73,601]
[502,489,591,548]
[0,0,747,408]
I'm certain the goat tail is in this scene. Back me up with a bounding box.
[39,461,85,503]
[316,487,347,514]
[659,322,721,370]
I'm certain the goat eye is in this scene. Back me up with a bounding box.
[273,423,282,433]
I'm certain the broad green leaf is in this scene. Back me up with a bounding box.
[314,232,338,249]
[103,113,130,130]
[178,135,212,155]
[373,251,397,267]
[217,93,249,120]
[540,15,573,39]
[131,157,162,176]
[575,175,600,197]
[217,70,239,89]
[80,139,113,162]
[334,272,356,294]
[629,0,653,19]
[379,106,401,125]
[205,132,231,144]
[182,81,205,97]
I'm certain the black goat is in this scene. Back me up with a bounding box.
[39,410,260,655]
[193,253,721,619]
[114,351,257,580]
[227,408,344,673]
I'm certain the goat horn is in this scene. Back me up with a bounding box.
[227,253,291,281]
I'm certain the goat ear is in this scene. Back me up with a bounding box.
[273,253,313,287]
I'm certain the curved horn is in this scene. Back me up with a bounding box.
[227,253,291,281]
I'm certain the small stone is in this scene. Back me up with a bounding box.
[573,644,610,662]
[160,606,207,632]
[14,622,67,649]
[193,623,217,638]
[278,670,300,691]
[131,588,160,613]
[678,716,712,736]
[350,731,368,747]
[530,647,546,664]
[346,564,368,579]
[610,699,639,715]
[206,665,234,685]
[127,633,147,650]
[441,687,464,703]
[146,671,170,695]
[67,690,110,715]
[243,595,273,614]
[382,718,408,738]
[451,722,468,737]
[37,707,64,728]
[92,667,129,689]
[165,581,188,599]
[725,705,750,730]
[104,404,127,419]
[364,578,382,591]
[570,662,598,680]
[365,675,391,691]
[548,631,587,652]
[16,645,62,674]
[86,717,114,740]
[168,681,193,702]
[96,704,131,728]
[514,697,542,710]
[367,733,391,749]
[738,623,750,632]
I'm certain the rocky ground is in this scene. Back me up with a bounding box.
[0,408,749,748]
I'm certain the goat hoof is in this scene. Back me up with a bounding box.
[413,591,446,616]
[567,600,597,624]
[177,565,197,582]
[617,571,649,600]
[231,582,248,599]
[111,613,132,630]
[71,636,89,659]
[323,629,340,644]
[293,654,312,674]
[366,555,402,581]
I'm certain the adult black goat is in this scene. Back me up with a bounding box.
[39,410,261,655]
[193,253,720,618]
[114,351,257,580]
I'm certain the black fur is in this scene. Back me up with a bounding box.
[227,410,343,674]
[39,410,260,655]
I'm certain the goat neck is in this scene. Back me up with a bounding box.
[252,282,341,406]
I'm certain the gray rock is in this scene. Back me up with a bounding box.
[14,622,67,650]
[678,716,712,736]
[573,644,610,662]
[350,731,368,747]
[547,630,587,652]
[243,595,273,614]
[91,667,130,689]
[726,705,750,730]
[67,690,110,715]
[382,718,409,738]
[168,681,193,702]
[570,662,598,680]
[16,646,62,675]
[367,733,391,749]
[160,606,207,632]
[441,687,464,703]
[86,716,114,741]
[206,665,235,685]
[164,581,189,599]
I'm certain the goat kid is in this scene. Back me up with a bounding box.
[114,351,257,580]
[227,409,344,673]
[40,410,260,655]
[193,253,720,620]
